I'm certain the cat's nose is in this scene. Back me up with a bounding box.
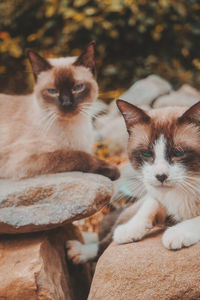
[59,94,73,107]
[62,96,73,107]
[156,173,168,183]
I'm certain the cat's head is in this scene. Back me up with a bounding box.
[27,42,98,119]
[117,99,200,193]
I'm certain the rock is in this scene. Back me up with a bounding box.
[178,84,199,97]
[94,113,116,133]
[88,231,200,300]
[0,224,91,300]
[153,91,200,108]
[96,116,128,155]
[108,100,121,118]
[94,101,119,133]
[120,75,172,106]
[91,99,109,118]
[0,172,113,234]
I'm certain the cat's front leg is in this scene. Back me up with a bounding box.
[20,150,120,181]
[113,196,166,244]
[93,158,120,180]
[162,216,200,250]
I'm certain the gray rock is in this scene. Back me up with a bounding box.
[153,91,200,108]
[0,172,113,234]
[96,116,128,155]
[178,84,199,97]
[120,75,172,106]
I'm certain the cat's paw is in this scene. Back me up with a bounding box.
[66,240,85,264]
[162,225,199,250]
[97,163,120,181]
[66,240,98,264]
[113,219,149,244]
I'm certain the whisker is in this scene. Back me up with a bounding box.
[40,111,57,136]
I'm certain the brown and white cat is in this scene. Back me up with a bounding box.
[67,100,200,263]
[0,42,120,180]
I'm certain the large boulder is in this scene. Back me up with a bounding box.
[88,230,200,300]
[0,224,91,300]
[0,172,113,234]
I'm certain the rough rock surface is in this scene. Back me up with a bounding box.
[153,90,200,108]
[0,172,113,234]
[120,75,172,106]
[0,224,91,300]
[178,83,200,97]
[96,116,128,155]
[88,231,200,300]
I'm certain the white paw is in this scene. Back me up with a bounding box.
[66,240,86,264]
[66,240,98,264]
[113,219,150,244]
[162,226,199,250]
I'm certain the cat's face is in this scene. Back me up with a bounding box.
[27,42,98,119]
[117,100,200,194]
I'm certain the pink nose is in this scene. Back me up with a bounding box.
[156,174,168,183]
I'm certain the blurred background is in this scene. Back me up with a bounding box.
[0,0,200,100]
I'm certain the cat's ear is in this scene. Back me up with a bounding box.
[178,101,200,125]
[27,50,52,80]
[117,99,151,134]
[73,41,96,76]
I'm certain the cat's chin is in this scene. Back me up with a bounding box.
[149,184,174,191]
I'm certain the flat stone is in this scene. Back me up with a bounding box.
[153,91,200,108]
[0,225,91,300]
[88,231,200,300]
[120,75,172,106]
[0,172,113,234]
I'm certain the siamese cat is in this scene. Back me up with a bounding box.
[67,100,200,264]
[0,42,120,180]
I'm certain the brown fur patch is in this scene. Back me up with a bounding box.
[20,150,119,181]
[54,68,75,91]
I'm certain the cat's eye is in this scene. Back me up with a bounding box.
[174,150,184,157]
[47,89,58,94]
[72,84,84,93]
[142,152,152,158]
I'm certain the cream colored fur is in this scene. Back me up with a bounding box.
[0,57,98,179]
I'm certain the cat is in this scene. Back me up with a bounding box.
[0,42,120,180]
[67,99,200,264]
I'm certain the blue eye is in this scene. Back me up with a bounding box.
[174,151,184,157]
[73,84,84,92]
[142,152,152,157]
[48,89,58,94]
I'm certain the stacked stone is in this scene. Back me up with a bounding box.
[0,172,113,299]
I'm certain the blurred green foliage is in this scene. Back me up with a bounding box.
[0,0,200,98]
